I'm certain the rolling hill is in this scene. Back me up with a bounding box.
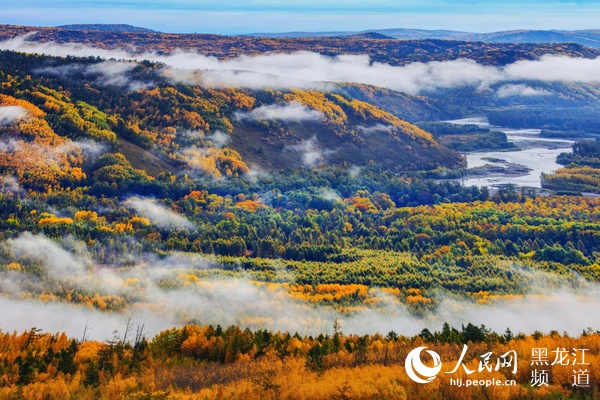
[249,27,600,48]
[0,50,464,187]
[0,25,598,66]
[2,23,600,400]
[57,24,159,33]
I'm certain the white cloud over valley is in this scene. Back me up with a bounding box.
[496,83,552,98]
[2,34,600,95]
[235,102,324,122]
[0,106,28,125]
[0,233,599,340]
[123,197,195,230]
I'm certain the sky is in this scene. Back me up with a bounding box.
[1,0,600,34]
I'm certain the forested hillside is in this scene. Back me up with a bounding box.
[1,25,600,400]
[0,325,598,399]
[0,46,599,322]
[4,25,600,134]
[1,25,598,65]
[0,49,599,318]
[0,50,463,175]
[543,139,600,193]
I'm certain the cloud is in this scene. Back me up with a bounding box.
[6,34,600,94]
[340,286,600,337]
[246,163,270,182]
[348,165,362,179]
[2,232,600,340]
[0,138,20,153]
[0,232,339,339]
[0,135,100,167]
[88,61,153,91]
[235,102,324,122]
[178,146,217,177]
[163,68,328,90]
[0,296,173,342]
[318,187,342,202]
[204,130,231,147]
[33,63,81,76]
[0,175,25,197]
[356,124,395,135]
[123,197,195,230]
[157,52,503,94]
[178,129,200,138]
[0,106,28,125]
[496,84,552,98]
[503,54,600,83]
[286,136,331,167]
[34,60,152,91]
[0,32,134,59]
[69,140,108,159]
[6,233,90,279]
[149,53,600,93]
[179,129,230,147]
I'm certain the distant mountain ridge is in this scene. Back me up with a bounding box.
[57,24,158,33]
[22,24,600,49]
[2,25,597,68]
[247,28,600,48]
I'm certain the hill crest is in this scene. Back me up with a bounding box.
[56,24,158,33]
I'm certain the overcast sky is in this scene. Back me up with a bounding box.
[2,1,600,34]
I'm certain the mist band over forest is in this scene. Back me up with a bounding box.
[1,14,600,399]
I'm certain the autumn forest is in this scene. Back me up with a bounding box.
[0,23,600,399]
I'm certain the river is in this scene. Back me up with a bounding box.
[446,117,575,189]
